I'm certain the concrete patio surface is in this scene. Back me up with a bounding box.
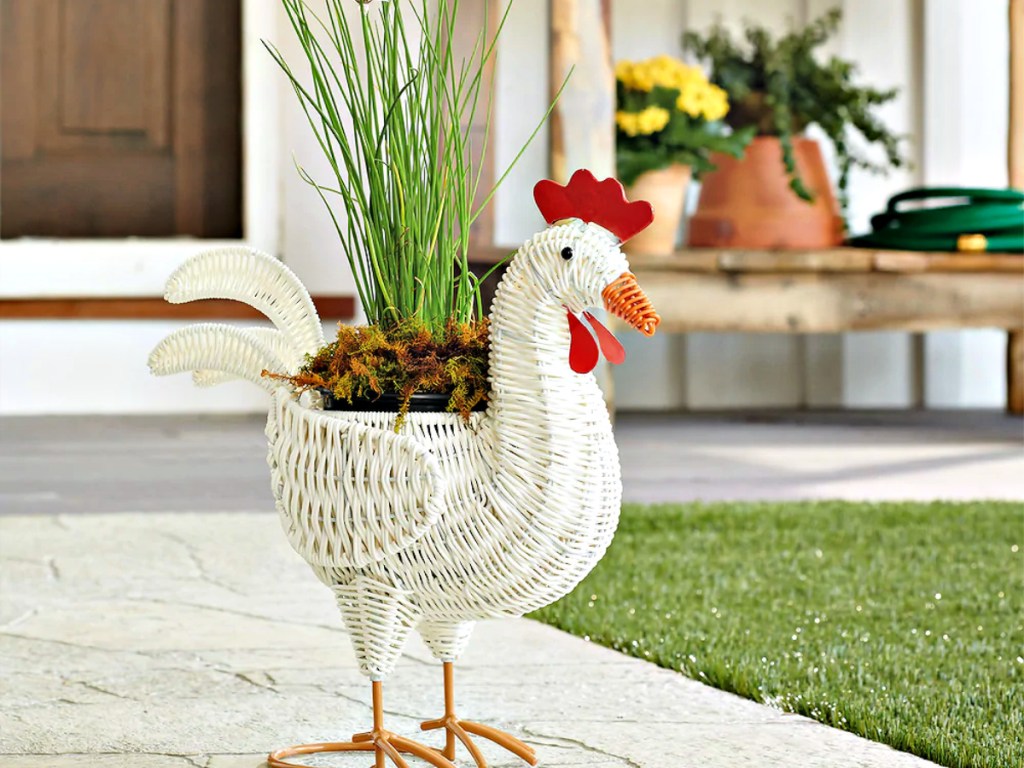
[2,512,941,768]
[3,410,1019,767]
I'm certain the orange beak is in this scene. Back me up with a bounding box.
[602,273,660,337]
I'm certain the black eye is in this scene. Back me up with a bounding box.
[561,246,574,261]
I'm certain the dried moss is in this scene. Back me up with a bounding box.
[269,319,490,425]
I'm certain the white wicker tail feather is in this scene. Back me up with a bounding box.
[164,247,324,360]
[149,324,289,393]
[193,328,301,388]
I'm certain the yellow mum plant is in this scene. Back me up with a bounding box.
[616,106,671,138]
[615,55,753,186]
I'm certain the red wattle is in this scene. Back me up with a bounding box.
[567,310,599,374]
[583,312,626,365]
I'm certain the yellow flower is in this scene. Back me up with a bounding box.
[702,85,730,122]
[616,106,671,137]
[674,82,730,122]
[639,106,671,133]
[618,55,695,92]
[615,60,651,91]
[676,85,704,118]
[615,111,636,135]
[616,55,730,123]
[615,60,635,86]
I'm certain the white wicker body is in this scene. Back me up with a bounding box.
[151,216,638,682]
[267,381,620,679]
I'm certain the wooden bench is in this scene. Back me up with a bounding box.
[620,249,1024,411]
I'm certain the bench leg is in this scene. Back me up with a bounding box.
[1010,330,1024,415]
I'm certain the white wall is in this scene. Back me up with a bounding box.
[0,321,268,415]
[0,0,1012,414]
[920,0,1010,408]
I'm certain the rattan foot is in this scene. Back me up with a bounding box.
[269,732,457,768]
[421,661,537,767]
[422,714,538,767]
[268,680,456,768]
[358,728,459,768]
[267,740,372,767]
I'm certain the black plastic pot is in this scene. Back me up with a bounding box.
[319,389,487,413]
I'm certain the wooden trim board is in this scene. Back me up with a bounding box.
[0,295,355,320]
[631,270,1024,334]
[1008,0,1023,413]
[626,248,1024,274]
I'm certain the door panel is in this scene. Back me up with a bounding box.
[58,0,167,136]
[0,0,241,238]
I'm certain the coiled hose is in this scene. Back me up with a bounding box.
[847,187,1023,252]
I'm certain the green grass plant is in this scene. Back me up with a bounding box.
[267,0,556,330]
[533,501,1023,768]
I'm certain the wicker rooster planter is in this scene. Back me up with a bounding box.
[149,170,660,768]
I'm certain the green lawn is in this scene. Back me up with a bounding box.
[532,501,1023,768]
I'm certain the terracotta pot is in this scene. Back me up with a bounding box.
[688,136,843,249]
[623,164,693,258]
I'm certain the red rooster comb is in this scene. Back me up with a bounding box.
[534,169,655,244]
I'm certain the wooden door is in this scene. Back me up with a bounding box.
[0,0,242,239]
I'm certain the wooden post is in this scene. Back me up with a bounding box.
[1008,0,1023,414]
[1011,332,1024,414]
[1010,0,1024,189]
[549,0,617,415]
[549,0,614,183]
[452,0,499,250]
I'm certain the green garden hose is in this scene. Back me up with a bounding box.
[847,187,1024,252]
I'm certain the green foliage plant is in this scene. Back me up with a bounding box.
[266,0,557,331]
[615,55,754,187]
[682,9,907,208]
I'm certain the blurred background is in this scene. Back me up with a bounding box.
[0,0,1017,416]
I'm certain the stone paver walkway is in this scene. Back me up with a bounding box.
[2,511,940,767]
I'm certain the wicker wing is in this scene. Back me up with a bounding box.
[267,392,447,570]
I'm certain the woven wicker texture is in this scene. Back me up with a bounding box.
[151,218,638,680]
[164,246,324,363]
